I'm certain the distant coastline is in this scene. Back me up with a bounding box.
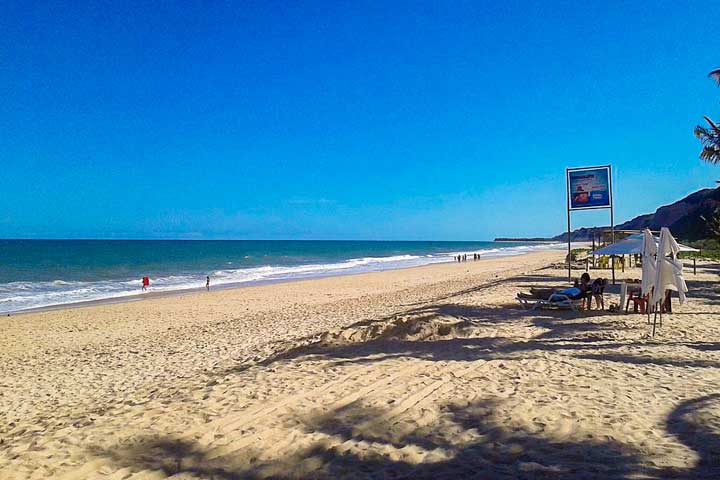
[493,237,556,243]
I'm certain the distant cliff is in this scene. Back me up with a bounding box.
[553,187,720,242]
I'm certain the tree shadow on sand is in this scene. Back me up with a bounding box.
[84,397,666,480]
[78,394,720,479]
[86,436,242,479]
[574,352,720,369]
[285,398,659,479]
[665,393,720,479]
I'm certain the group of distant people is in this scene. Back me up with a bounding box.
[455,253,481,263]
[140,275,212,292]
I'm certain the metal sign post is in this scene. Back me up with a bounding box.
[566,165,614,283]
[567,185,572,281]
[610,184,615,284]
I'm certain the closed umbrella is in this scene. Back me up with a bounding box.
[651,228,688,305]
[640,229,657,297]
[650,227,688,335]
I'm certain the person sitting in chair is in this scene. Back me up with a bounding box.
[588,278,608,310]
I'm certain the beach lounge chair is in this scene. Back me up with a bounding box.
[516,290,586,311]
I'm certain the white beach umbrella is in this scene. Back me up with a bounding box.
[590,233,698,256]
[640,229,657,296]
[651,227,688,306]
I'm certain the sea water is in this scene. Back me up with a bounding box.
[0,240,563,313]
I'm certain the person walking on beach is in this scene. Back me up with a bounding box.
[142,276,149,291]
[206,276,210,291]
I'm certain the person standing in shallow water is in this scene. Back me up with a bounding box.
[206,276,210,291]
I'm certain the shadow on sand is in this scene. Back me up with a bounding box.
[86,392,720,479]
[85,398,650,479]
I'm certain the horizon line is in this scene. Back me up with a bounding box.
[0,237,542,243]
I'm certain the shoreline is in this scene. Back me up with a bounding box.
[4,247,563,316]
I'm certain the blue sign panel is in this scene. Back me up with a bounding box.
[567,166,612,210]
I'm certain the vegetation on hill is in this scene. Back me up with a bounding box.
[555,187,720,243]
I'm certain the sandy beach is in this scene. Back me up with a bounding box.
[2,250,720,479]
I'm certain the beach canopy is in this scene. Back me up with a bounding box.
[590,233,698,256]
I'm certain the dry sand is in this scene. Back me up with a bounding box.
[1,251,720,479]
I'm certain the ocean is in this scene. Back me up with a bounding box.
[0,240,562,313]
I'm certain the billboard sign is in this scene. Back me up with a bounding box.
[567,166,612,210]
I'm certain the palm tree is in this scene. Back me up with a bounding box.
[695,68,720,164]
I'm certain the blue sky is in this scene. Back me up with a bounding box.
[1,1,718,240]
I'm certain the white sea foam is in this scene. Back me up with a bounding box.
[0,243,564,313]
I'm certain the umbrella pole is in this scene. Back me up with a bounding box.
[652,309,658,336]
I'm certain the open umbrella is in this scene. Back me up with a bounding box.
[590,233,698,256]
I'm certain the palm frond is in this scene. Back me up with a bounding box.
[704,116,720,133]
[696,70,720,165]
[695,125,720,142]
[710,68,720,86]
[700,146,720,164]
[696,116,720,164]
